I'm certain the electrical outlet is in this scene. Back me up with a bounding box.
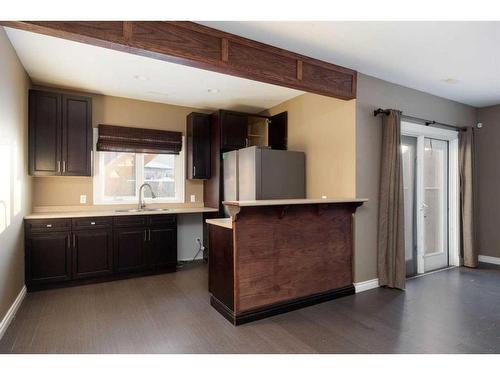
[190,194,196,203]
[80,195,87,204]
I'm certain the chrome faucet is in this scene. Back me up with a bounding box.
[138,183,156,210]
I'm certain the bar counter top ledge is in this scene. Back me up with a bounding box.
[206,198,367,325]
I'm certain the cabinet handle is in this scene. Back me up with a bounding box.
[193,165,196,177]
[72,233,76,248]
[144,229,147,242]
[148,229,151,241]
[62,161,66,173]
[90,221,95,225]
[67,235,70,249]
[245,138,249,147]
[57,161,61,172]
[46,224,52,228]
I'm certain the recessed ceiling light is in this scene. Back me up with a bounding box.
[134,75,149,81]
[441,78,459,84]
[207,88,220,94]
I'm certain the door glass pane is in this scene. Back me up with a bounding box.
[423,138,448,258]
[143,154,176,198]
[103,152,136,199]
[402,136,418,277]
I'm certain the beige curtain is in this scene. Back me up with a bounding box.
[377,110,406,289]
[459,128,477,268]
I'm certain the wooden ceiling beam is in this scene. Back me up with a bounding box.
[0,21,357,100]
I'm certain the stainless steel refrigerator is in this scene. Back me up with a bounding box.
[222,146,305,215]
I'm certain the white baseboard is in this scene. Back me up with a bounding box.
[354,278,379,293]
[0,285,26,340]
[478,255,500,265]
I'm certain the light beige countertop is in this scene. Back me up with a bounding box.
[205,218,233,229]
[25,207,219,220]
[222,198,368,207]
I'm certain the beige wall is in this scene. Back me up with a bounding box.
[0,28,32,322]
[263,93,356,199]
[355,73,477,283]
[476,105,500,258]
[32,93,208,210]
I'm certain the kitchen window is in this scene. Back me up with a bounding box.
[93,137,185,204]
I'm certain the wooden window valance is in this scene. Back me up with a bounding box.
[96,124,182,154]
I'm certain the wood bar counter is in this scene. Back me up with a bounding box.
[206,198,367,325]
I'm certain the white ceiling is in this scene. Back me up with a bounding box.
[4,27,303,113]
[198,21,500,108]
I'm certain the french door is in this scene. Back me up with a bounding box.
[401,122,459,276]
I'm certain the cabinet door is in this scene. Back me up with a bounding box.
[187,112,211,179]
[28,90,62,176]
[268,111,288,150]
[114,227,147,273]
[220,111,248,151]
[148,226,177,269]
[62,95,92,176]
[72,229,113,279]
[26,231,71,285]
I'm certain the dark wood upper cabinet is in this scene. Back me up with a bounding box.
[29,90,62,175]
[268,112,288,151]
[187,112,211,179]
[219,111,248,151]
[62,95,92,176]
[29,89,92,176]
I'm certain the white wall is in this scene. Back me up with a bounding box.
[177,214,203,261]
[0,27,32,321]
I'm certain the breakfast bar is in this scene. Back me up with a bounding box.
[206,198,367,325]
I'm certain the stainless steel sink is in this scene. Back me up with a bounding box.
[115,208,169,213]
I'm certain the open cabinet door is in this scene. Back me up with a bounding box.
[268,111,288,150]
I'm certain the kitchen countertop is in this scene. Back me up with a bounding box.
[205,218,232,229]
[24,207,219,220]
[222,198,368,207]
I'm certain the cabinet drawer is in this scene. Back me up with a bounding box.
[26,219,71,233]
[113,215,148,228]
[72,217,112,230]
[148,214,176,227]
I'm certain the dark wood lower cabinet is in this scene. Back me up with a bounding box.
[72,229,113,279]
[25,214,177,291]
[26,231,72,285]
[114,227,148,273]
[149,226,177,269]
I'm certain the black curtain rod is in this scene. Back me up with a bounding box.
[373,108,469,132]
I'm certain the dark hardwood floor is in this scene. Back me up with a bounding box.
[1,262,499,353]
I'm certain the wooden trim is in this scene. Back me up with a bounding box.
[221,38,229,62]
[122,21,133,41]
[211,285,355,325]
[296,60,303,80]
[0,21,357,100]
[0,286,27,340]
